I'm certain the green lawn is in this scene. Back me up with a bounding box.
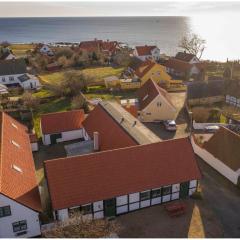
[33,98,71,137]
[39,66,124,86]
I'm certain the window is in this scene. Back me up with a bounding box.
[140,191,150,201]
[162,186,171,196]
[2,77,5,82]
[9,76,14,81]
[146,112,151,115]
[12,220,27,232]
[68,207,80,217]
[0,206,11,218]
[151,188,161,198]
[81,204,92,215]
[157,102,161,107]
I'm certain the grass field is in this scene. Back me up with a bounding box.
[39,66,124,86]
[11,44,35,57]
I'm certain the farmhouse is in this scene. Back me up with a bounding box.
[187,80,225,106]
[83,101,160,151]
[133,45,160,61]
[45,137,201,222]
[137,79,176,122]
[0,59,41,90]
[192,127,240,185]
[40,110,88,145]
[0,112,42,238]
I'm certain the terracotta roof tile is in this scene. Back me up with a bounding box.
[45,137,201,210]
[136,45,157,56]
[203,127,240,171]
[41,110,85,135]
[0,112,41,212]
[164,58,192,72]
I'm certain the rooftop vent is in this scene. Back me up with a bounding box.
[11,140,20,148]
[132,121,137,127]
[142,94,149,101]
[12,164,22,173]
[11,123,18,129]
[120,117,124,124]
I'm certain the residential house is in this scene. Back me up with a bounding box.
[0,59,41,89]
[40,110,88,145]
[0,112,42,238]
[191,127,240,185]
[35,44,54,56]
[82,101,160,151]
[0,48,16,60]
[164,52,205,79]
[187,80,225,106]
[225,79,240,108]
[133,45,160,61]
[137,79,177,122]
[45,137,201,222]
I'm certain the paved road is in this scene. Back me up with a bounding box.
[197,157,240,237]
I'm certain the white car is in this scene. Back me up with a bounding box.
[204,125,220,132]
[163,120,177,131]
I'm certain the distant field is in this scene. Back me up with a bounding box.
[39,66,124,86]
[11,43,35,57]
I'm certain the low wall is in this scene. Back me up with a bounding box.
[193,121,228,130]
[191,136,239,185]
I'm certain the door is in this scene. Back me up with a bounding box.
[104,198,116,217]
[50,133,62,144]
[180,181,190,199]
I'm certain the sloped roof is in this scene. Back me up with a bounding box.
[128,57,143,71]
[164,58,192,72]
[0,59,26,76]
[41,110,85,135]
[175,52,196,62]
[122,105,138,118]
[45,137,201,210]
[203,127,240,171]
[135,45,157,56]
[135,60,156,78]
[0,112,41,212]
[187,80,224,100]
[83,101,159,151]
[137,79,175,110]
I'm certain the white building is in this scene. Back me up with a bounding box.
[133,45,160,61]
[191,127,240,185]
[39,44,54,56]
[0,59,41,90]
[0,112,42,238]
[45,137,201,222]
[40,110,88,145]
[137,79,177,122]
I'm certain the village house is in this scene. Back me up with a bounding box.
[133,45,160,61]
[35,44,54,56]
[0,112,42,238]
[164,52,205,79]
[137,79,177,122]
[0,47,16,60]
[40,110,87,145]
[44,137,201,222]
[191,127,240,185]
[0,59,41,90]
[225,79,240,108]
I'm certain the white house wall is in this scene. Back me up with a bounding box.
[0,194,40,238]
[191,137,239,184]
[31,142,38,152]
[54,180,198,222]
[140,95,176,122]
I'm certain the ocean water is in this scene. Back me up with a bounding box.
[0,16,239,61]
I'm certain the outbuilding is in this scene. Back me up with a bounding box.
[40,110,88,145]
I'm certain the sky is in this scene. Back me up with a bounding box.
[0,1,240,17]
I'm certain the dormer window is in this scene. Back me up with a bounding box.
[11,140,20,148]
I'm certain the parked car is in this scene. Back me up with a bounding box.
[163,120,177,131]
[204,125,220,132]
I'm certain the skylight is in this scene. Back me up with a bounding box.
[12,164,23,173]
[11,140,20,148]
[11,123,18,129]
[142,94,149,101]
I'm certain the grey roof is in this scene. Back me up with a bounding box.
[0,59,27,76]
[187,80,225,100]
[100,101,160,144]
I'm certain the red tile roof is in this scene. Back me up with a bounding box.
[41,110,85,135]
[137,79,175,110]
[135,45,157,56]
[45,137,201,210]
[164,58,192,72]
[135,60,155,78]
[83,104,137,151]
[203,127,240,171]
[0,112,41,212]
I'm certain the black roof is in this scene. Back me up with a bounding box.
[0,59,26,76]
[175,52,196,62]
[18,74,30,83]
[128,57,143,71]
[187,80,225,100]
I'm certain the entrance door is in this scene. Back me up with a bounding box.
[50,133,62,144]
[104,198,116,217]
[180,181,190,199]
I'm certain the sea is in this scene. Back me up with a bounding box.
[0,16,239,61]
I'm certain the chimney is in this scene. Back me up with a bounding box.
[93,132,99,151]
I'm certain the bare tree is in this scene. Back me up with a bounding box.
[179,34,206,59]
[22,92,40,112]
